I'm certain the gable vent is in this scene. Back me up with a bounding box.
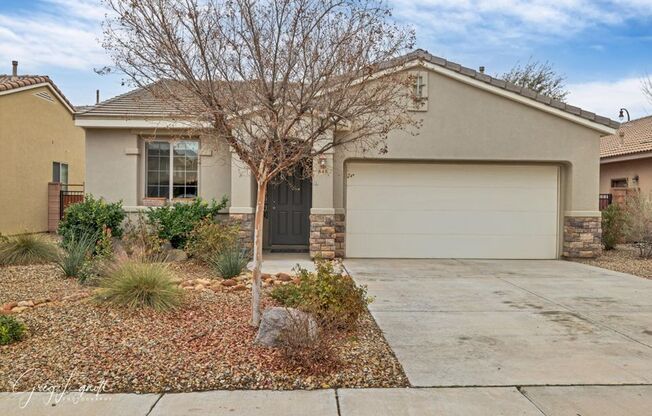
[34,91,54,103]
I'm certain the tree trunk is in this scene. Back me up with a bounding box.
[251,180,268,327]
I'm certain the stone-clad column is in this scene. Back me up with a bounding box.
[228,150,255,251]
[309,146,345,258]
[562,214,602,258]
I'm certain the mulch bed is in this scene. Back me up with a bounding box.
[0,261,408,393]
[571,244,652,280]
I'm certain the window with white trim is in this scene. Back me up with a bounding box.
[146,140,199,199]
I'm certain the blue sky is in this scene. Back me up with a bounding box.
[1,0,651,119]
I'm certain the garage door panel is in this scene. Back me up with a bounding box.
[345,162,559,259]
[346,210,558,236]
[346,233,558,259]
[348,163,558,188]
[346,186,558,212]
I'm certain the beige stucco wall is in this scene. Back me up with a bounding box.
[84,128,231,208]
[0,86,84,235]
[330,68,603,215]
[600,157,652,196]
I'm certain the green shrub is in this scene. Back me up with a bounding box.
[271,260,371,329]
[186,219,240,262]
[0,234,59,266]
[58,195,126,248]
[96,261,183,311]
[209,246,249,279]
[0,315,26,345]
[602,204,625,250]
[146,197,228,249]
[56,232,96,281]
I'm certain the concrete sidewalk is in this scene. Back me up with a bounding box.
[2,386,652,415]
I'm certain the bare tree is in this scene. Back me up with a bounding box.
[643,75,652,104]
[102,0,417,326]
[501,59,569,102]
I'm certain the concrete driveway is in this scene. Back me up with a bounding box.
[344,259,652,388]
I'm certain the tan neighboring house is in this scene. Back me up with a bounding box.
[75,50,618,259]
[600,116,652,203]
[0,62,85,235]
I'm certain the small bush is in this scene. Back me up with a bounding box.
[122,215,167,262]
[0,234,59,266]
[623,192,652,257]
[209,246,249,279]
[146,197,228,249]
[185,218,240,262]
[96,261,183,311]
[271,259,371,329]
[56,232,96,280]
[602,204,625,250]
[277,311,338,374]
[58,195,126,248]
[0,315,26,345]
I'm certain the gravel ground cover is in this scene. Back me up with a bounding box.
[571,244,652,280]
[0,261,408,392]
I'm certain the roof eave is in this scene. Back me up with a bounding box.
[74,116,209,129]
[601,150,652,164]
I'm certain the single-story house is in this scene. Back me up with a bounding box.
[600,116,652,203]
[0,61,85,235]
[75,50,618,260]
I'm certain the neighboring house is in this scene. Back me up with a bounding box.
[75,50,617,260]
[0,61,85,235]
[600,116,652,202]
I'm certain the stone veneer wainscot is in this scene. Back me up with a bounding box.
[562,216,602,258]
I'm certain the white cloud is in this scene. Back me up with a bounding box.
[567,77,652,120]
[0,0,109,73]
[390,0,652,52]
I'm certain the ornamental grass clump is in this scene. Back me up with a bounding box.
[0,234,59,266]
[96,261,183,311]
[209,246,249,279]
[0,315,26,345]
[56,232,96,281]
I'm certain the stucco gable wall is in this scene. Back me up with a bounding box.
[0,86,84,234]
[333,68,601,213]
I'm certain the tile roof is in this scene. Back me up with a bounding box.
[601,115,652,159]
[0,75,75,112]
[76,49,619,130]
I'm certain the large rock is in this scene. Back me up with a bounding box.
[254,307,318,347]
[165,249,188,262]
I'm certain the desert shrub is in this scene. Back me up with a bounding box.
[271,259,371,329]
[276,311,338,374]
[56,232,96,280]
[0,233,7,243]
[209,246,249,278]
[0,315,26,345]
[602,204,625,250]
[146,197,227,249]
[0,234,59,266]
[623,192,652,257]
[122,215,167,262]
[95,261,183,311]
[185,219,240,261]
[58,195,126,248]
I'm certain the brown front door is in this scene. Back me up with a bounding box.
[267,171,312,248]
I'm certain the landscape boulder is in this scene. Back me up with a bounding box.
[254,307,318,347]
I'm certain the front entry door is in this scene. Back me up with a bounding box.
[267,172,312,248]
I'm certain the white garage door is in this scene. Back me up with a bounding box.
[345,162,559,259]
